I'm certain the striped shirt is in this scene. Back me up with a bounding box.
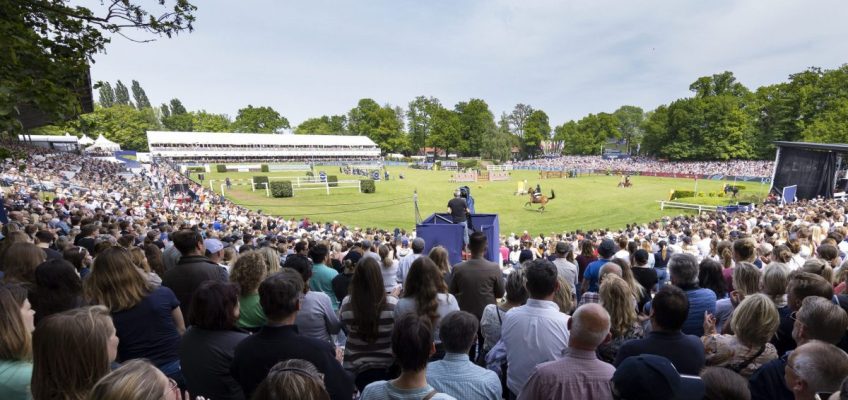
[340,295,397,373]
[427,352,502,400]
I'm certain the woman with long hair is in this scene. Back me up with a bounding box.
[714,262,761,334]
[83,247,185,387]
[480,269,527,353]
[63,246,93,278]
[427,246,452,287]
[1,242,46,285]
[252,359,330,400]
[702,294,779,378]
[610,258,647,310]
[179,281,248,400]
[340,257,398,391]
[654,240,671,289]
[0,284,34,400]
[32,259,85,325]
[597,275,644,363]
[142,243,166,278]
[575,239,597,284]
[229,251,269,331]
[32,306,119,400]
[553,275,575,314]
[87,359,185,400]
[0,232,33,270]
[395,257,459,359]
[699,258,728,300]
[378,244,399,293]
[128,247,162,287]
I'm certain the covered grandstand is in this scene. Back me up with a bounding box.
[146,131,382,162]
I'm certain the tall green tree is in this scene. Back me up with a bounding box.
[522,110,551,155]
[114,80,132,107]
[1,0,196,132]
[232,105,290,133]
[612,105,644,154]
[294,115,347,134]
[169,98,187,115]
[191,111,231,132]
[162,113,193,131]
[640,106,669,156]
[98,82,115,108]
[131,80,151,109]
[507,103,534,137]
[159,103,171,119]
[481,112,516,162]
[347,99,406,152]
[406,96,441,154]
[454,98,496,156]
[428,108,461,159]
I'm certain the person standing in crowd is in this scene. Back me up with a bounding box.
[447,190,469,248]
[612,354,705,400]
[552,241,579,295]
[582,238,616,293]
[501,259,570,397]
[480,270,527,355]
[518,304,614,399]
[714,262,761,333]
[231,270,353,400]
[575,239,597,285]
[284,253,342,343]
[179,281,248,400]
[251,359,330,400]
[427,311,501,400]
[395,257,459,359]
[702,294,779,377]
[0,284,34,400]
[31,259,85,325]
[654,240,672,290]
[360,314,456,400]
[428,246,453,287]
[306,244,339,311]
[750,296,848,400]
[397,238,425,284]
[773,272,834,356]
[163,229,228,317]
[204,238,229,273]
[631,249,658,298]
[784,341,848,400]
[378,244,399,293]
[615,285,706,375]
[665,253,716,336]
[449,232,504,359]
[230,251,270,332]
[597,275,644,363]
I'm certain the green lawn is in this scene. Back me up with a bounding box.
[193,166,769,235]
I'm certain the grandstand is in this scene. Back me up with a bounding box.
[146,131,382,163]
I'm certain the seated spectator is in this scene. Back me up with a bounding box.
[339,257,398,391]
[702,294,779,377]
[306,244,339,311]
[331,259,355,303]
[0,284,34,400]
[581,238,617,293]
[597,275,643,363]
[84,247,185,385]
[252,359,330,400]
[700,258,729,301]
[31,258,84,325]
[615,285,706,375]
[361,313,455,399]
[395,257,460,357]
[32,306,119,400]
[285,253,343,343]
[179,281,248,400]
[230,251,270,331]
[502,259,570,397]
[612,354,705,400]
[750,296,848,400]
[773,272,834,356]
[552,241,579,294]
[426,311,501,400]
[631,249,658,297]
[785,341,848,400]
[578,262,622,306]
[671,253,717,337]
[230,269,353,400]
[714,262,762,333]
[553,275,575,314]
[87,359,183,400]
[480,270,526,354]
[163,229,228,317]
[700,367,750,400]
[519,303,614,399]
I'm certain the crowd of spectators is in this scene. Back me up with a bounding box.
[2,144,848,400]
[512,156,774,177]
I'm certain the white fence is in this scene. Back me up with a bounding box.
[657,201,716,213]
[292,180,361,195]
[487,164,513,172]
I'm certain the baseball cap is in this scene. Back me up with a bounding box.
[612,355,705,400]
[204,238,224,254]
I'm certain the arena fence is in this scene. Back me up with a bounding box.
[291,179,361,195]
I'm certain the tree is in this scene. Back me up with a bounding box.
[169,98,187,115]
[481,113,516,162]
[114,80,132,107]
[34,104,160,151]
[507,103,534,137]
[522,110,551,155]
[232,105,290,133]
[162,113,193,131]
[454,98,496,156]
[294,115,347,134]
[640,106,669,156]
[428,108,461,159]
[406,96,441,154]
[612,106,644,154]
[159,103,171,119]
[131,80,151,109]
[801,98,848,143]
[191,111,231,132]
[347,99,406,152]
[689,71,750,98]
[1,0,196,132]
[98,82,115,108]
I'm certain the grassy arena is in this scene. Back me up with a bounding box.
[194,166,769,234]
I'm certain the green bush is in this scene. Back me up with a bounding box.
[253,176,269,186]
[360,179,376,193]
[458,159,478,169]
[186,166,204,172]
[270,181,293,198]
[261,164,269,172]
[670,190,695,200]
[216,164,227,173]
[306,171,314,177]
[327,175,338,187]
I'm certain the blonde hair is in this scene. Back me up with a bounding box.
[428,246,451,277]
[257,247,281,275]
[378,244,393,269]
[128,247,150,273]
[87,360,168,400]
[230,251,269,295]
[600,275,638,337]
[553,276,574,315]
[802,259,833,284]
[84,247,151,311]
[253,359,330,400]
[732,262,762,296]
[762,263,790,307]
[731,294,780,348]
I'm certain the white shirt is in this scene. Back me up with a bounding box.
[501,299,570,395]
[396,252,421,284]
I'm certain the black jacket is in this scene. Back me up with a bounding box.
[163,255,227,316]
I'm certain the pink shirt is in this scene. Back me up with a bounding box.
[518,347,615,400]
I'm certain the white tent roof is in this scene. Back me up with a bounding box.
[17,134,78,143]
[89,134,121,150]
[77,135,94,145]
[146,131,378,147]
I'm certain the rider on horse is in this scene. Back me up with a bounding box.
[533,184,542,200]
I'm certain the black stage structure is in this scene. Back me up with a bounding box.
[770,141,848,200]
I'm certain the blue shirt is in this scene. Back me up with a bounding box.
[361,381,456,400]
[427,353,501,400]
[309,263,339,310]
[583,258,610,293]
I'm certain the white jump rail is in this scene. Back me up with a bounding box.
[657,200,717,213]
[292,179,361,195]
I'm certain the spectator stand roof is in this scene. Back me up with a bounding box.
[146,131,379,147]
[774,141,848,152]
[18,134,79,143]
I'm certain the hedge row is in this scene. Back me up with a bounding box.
[360,179,375,193]
[216,165,227,173]
[669,190,695,200]
[253,176,269,185]
[270,181,293,198]
[458,159,478,169]
[327,175,338,187]
[186,166,205,172]
[261,164,269,172]
[306,171,314,177]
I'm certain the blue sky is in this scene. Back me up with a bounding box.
[90,0,848,128]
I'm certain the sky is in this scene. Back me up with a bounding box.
[90,0,848,129]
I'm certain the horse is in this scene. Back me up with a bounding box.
[617,181,632,188]
[724,184,739,198]
[525,190,555,212]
